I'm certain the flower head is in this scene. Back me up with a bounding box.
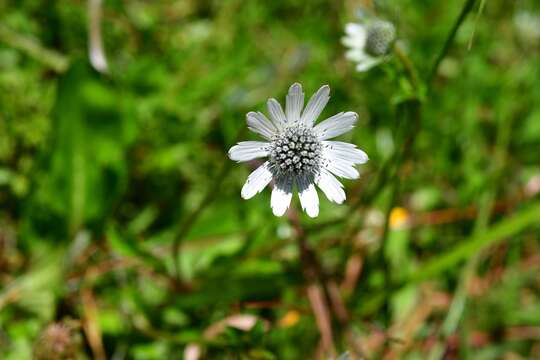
[228,83,368,217]
[342,17,396,72]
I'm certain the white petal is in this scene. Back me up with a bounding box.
[297,176,319,218]
[267,98,287,128]
[342,35,360,49]
[246,112,277,140]
[286,83,304,123]
[345,48,370,63]
[316,169,346,204]
[271,177,293,217]
[301,85,330,127]
[355,57,382,72]
[241,162,273,199]
[228,141,270,162]
[342,35,367,50]
[345,23,367,38]
[322,141,368,164]
[323,155,360,180]
[314,112,358,140]
[342,24,367,49]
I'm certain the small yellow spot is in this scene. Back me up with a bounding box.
[279,310,300,328]
[389,207,410,229]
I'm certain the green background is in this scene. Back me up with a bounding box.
[1,0,540,359]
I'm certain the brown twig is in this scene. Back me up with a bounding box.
[307,284,336,357]
[81,288,106,360]
[289,209,366,358]
[341,252,364,296]
[288,210,336,357]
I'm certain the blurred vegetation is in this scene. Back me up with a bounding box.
[1,0,540,359]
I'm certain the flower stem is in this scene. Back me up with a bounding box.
[171,160,234,282]
[288,209,365,358]
[428,0,477,84]
[393,42,420,92]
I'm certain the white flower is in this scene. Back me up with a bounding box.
[342,19,396,72]
[514,11,540,41]
[228,83,368,218]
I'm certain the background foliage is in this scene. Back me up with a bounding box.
[1,0,540,359]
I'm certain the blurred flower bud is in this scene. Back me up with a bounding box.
[33,321,81,360]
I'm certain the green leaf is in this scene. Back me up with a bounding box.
[27,60,135,237]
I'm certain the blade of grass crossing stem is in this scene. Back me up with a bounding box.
[359,201,540,318]
[407,200,540,284]
[468,0,486,50]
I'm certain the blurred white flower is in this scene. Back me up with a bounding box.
[342,18,396,72]
[228,83,368,218]
[88,0,108,73]
[514,10,540,41]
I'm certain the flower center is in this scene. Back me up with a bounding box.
[365,21,396,57]
[269,125,322,176]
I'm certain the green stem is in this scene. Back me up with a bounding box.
[428,0,477,84]
[427,192,493,360]
[394,42,420,93]
[0,24,69,73]
[378,178,400,325]
[171,160,234,281]
[170,128,245,281]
